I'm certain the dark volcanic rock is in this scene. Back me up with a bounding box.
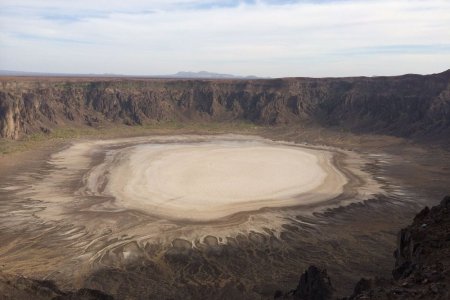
[282,195,450,300]
[349,195,450,299]
[276,265,333,300]
[1,70,449,143]
[292,266,334,300]
[0,271,113,300]
[55,288,114,300]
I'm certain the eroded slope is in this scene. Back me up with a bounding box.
[1,70,449,142]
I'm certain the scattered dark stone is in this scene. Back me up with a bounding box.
[274,289,283,298]
[292,265,333,300]
[351,278,372,296]
[56,288,114,300]
[40,126,52,134]
[414,206,430,222]
[0,271,114,300]
[441,195,450,209]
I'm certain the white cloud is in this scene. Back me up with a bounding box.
[0,0,449,77]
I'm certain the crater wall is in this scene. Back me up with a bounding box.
[0,70,449,142]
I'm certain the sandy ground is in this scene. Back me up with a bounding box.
[3,132,447,298]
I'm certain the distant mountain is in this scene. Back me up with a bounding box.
[166,71,263,79]
[0,69,264,79]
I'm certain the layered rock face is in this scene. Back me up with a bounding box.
[0,70,449,141]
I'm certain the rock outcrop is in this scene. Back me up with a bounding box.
[275,265,334,300]
[1,70,449,142]
[281,195,450,300]
[292,266,334,300]
[349,195,450,299]
[0,271,113,300]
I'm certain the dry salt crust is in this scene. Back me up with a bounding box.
[12,134,377,228]
[78,136,347,221]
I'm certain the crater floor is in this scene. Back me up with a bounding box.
[84,140,347,221]
[1,134,402,298]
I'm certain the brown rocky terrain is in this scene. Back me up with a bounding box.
[2,195,448,300]
[0,271,113,300]
[279,196,450,300]
[1,70,449,143]
[349,195,450,300]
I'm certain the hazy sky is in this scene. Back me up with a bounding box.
[1,0,449,77]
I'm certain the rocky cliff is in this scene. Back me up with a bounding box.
[280,196,450,300]
[1,70,449,142]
